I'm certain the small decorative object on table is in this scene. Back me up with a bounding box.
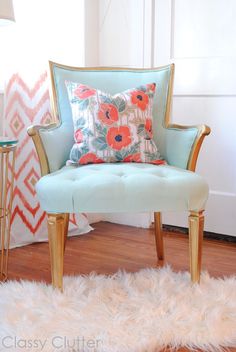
[0,137,17,281]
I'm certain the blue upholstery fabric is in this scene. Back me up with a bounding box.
[36,163,208,213]
[39,65,199,172]
[164,127,199,168]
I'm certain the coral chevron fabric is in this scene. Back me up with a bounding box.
[66,82,165,165]
[4,72,91,248]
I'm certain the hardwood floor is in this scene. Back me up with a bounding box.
[7,221,236,351]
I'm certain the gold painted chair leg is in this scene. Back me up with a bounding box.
[154,212,164,261]
[63,213,69,252]
[47,213,66,291]
[188,211,204,283]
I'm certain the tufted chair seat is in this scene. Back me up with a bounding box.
[37,163,208,214]
[28,62,211,290]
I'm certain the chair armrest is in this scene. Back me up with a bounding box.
[28,118,210,176]
[162,123,210,171]
[27,121,74,175]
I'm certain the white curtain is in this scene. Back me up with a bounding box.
[1,0,94,248]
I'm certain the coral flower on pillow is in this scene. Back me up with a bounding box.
[107,126,131,150]
[123,153,141,162]
[145,118,153,139]
[131,90,149,111]
[79,153,104,165]
[151,159,166,165]
[98,103,119,125]
[74,84,96,99]
[147,83,156,92]
[74,129,83,143]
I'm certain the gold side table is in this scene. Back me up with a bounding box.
[0,138,17,282]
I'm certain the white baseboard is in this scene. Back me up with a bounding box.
[163,191,236,237]
[89,213,153,228]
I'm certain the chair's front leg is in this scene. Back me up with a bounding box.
[64,213,70,252]
[188,210,204,283]
[47,213,67,291]
[154,212,164,261]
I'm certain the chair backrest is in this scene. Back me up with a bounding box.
[49,62,174,167]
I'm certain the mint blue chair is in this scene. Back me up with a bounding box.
[28,62,210,290]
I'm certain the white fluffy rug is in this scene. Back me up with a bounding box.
[0,267,236,352]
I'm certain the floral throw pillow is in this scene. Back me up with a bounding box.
[65,81,165,165]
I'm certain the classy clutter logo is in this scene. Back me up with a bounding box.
[0,336,102,351]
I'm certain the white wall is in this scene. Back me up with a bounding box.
[0,0,85,134]
[99,0,153,67]
[84,0,99,66]
[0,93,3,134]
